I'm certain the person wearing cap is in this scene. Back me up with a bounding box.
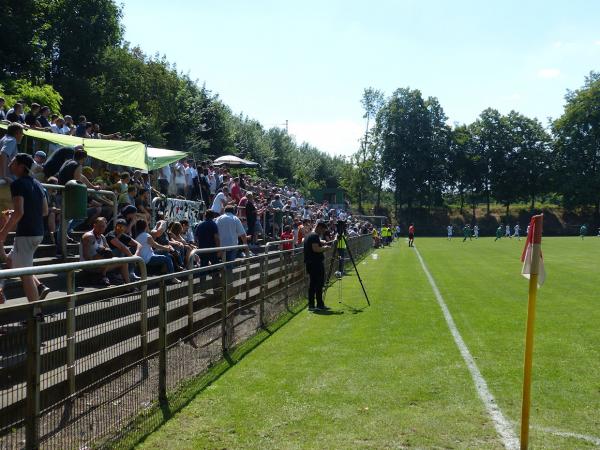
[30,151,47,182]
[106,218,142,281]
[0,153,51,303]
[303,220,331,311]
[33,151,46,165]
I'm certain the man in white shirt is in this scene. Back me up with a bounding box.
[505,224,511,238]
[49,117,71,155]
[174,160,186,196]
[0,123,24,182]
[290,194,297,210]
[211,187,229,214]
[216,205,247,262]
[447,225,453,240]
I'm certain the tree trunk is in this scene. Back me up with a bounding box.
[358,189,363,214]
[486,189,490,215]
[459,188,464,215]
[530,193,535,211]
[375,171,384,211]
[505,203,510,218]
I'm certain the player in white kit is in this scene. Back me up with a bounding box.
[505,224,511,238]
[513,224,521,240]
[447,225,453,240]
[473,224,479,239]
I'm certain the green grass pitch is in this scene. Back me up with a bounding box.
[136,237,600,449]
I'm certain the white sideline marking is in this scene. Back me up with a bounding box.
[535,426,600,447]
[413,246,519,450]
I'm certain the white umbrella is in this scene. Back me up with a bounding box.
[213,155,260,168]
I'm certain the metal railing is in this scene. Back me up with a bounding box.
[0,256,147,449]
[41,183,118,259]
[0,235,373,450]
[264,239,294,252]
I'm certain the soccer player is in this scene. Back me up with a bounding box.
[495,225,502,241]
[513,224,521,240]
[447,224,453,240]
[473,224,479,239]
[462,224,472,242]
[505,224,511,238]
[580,224,587,240]
[408,223,415,247]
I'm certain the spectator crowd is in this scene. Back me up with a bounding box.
[0,100,380,304]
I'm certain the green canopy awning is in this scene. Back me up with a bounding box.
[0,124,187,170]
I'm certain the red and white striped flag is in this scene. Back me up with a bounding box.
[521,215,545,287]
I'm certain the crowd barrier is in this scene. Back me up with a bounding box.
[0,235,372,449]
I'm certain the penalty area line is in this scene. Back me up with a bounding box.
[413,246,519,450]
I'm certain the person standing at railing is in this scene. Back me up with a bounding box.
[194,210,221,266]
[216,205,247,262]
[0,153,51,303]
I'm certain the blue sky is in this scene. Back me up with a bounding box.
[121,0,600,156]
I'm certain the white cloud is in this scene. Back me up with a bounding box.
[537,68,561,79]
[594,40,600,46]
[552,41,562,48]
[288,120,365,157]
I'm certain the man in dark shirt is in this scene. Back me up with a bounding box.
[0,154,50,303]
[303,220,330,311]
[194,210,221,266]
[24,103,42,129]
[107,218,142,281]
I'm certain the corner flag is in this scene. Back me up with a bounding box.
[520,215,545,287]
[520,214,544,450]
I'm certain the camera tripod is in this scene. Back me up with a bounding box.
[324,233,370,309]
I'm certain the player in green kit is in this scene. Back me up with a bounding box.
[462,224,472,242]
[494,225,502,241]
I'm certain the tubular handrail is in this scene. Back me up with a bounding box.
[0,256,145,280]
[187,244,248,269]
[265,239,294,253]
[41,183,118,221]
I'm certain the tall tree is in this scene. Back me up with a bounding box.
[553,72,600,213]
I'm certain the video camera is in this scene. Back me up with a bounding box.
[335,220,347,235]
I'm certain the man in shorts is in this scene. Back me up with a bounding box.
[0,154,51,303]
[447,225,453,240]
[408,223,415,247]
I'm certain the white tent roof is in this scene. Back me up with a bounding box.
[213,155,260,167]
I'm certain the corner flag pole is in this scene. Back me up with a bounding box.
[520,214,544,450]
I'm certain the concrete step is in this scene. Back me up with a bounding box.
[3,231,84,246]
[1,243,79,260]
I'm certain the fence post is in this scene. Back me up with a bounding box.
[25,306,41,450]
[187,270,195,337]
[220,265,229,355]
[245,258,250,305]
[282,251,289,310]
[66,271,76,396]
[260,254,266,328]
[158,279,167,404]
[60,203,67,261]
[139,263,148,357]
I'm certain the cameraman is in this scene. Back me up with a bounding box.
[303,220,330,311]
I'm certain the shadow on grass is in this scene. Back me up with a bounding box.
[115,303,307,450]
